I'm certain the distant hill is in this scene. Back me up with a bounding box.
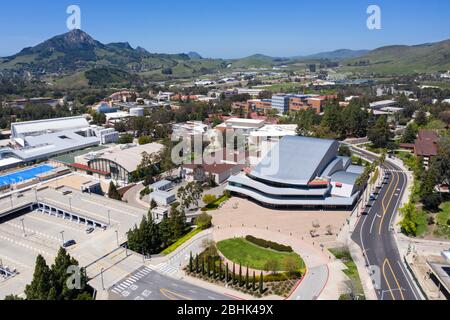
[0,29,227,80]
[298,49,369,61]
[187,51,203,60]
[343,40,450,74]
[1,30,449,84]
[230,54,290,68]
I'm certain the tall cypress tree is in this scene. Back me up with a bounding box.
[202,257,205,276]
[225,262,229,283]
[189,252,193,273]
[195,254,199,273]
[246,267,249,289]
[25,255,52,300]
[253,271,256,291]
[239,264,242,287]
[232,263,236,285]
[259,272,264,294]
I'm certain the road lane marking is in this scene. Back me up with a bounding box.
[160,288,192,301]
[379,171,400,235]
[384,259,405,300]
[382,260,396,300]
[397,261,418,300]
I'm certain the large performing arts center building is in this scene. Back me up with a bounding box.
[226,136,364,210]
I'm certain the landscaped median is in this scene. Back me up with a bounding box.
[160,227,203,255]
[185,236,306,298]
[202,192,231,211]
[217,237,305,272]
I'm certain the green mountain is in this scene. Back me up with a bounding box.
[229,54,290,69]
[343,40,450,74]
[299,49,369,61]
[0,29,227,79]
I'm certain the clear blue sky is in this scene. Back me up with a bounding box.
[1,0,449,58]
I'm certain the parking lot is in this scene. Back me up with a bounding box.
[0,209,102,297]
[0,185,151,299]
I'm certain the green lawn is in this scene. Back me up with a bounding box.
[434,202,450,238]
[329,248,365,300]
[217,238,304,272]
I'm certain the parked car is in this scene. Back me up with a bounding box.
[63,240,76,248]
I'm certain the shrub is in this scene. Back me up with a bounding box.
[118,133,134,144]
[203,194,217,206]
[196,213,213,230]
[245,235,293,253]
[138,135,152,145]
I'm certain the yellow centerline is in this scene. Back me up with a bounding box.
[378,170,399,235]
[382,259,396,300]
[160,288,193,300]
[383,259,405,300]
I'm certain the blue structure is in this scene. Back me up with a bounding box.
[271,95,291,114]
[96,103,118,114]
[0,165,54,187]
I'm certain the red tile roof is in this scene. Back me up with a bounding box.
[414,130,439,157]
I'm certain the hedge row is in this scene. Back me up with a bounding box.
[245,236,293,253]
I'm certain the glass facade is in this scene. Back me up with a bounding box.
[88,159,130,183]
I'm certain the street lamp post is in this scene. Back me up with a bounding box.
[107,210,111,226]
[10,195,13,208]
[69,197,72,211]
[20,218,25,237]
[100,268,105,290]
[60,231,65,246]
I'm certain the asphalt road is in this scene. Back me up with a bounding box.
[109,266,231,300]
[351,148,421,300]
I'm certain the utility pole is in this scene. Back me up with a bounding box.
[115,230,119,247]
[60,231,65,246]
[101,268,105,290]
[20,218,25,237]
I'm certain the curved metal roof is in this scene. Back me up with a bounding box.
[250,136,339,186]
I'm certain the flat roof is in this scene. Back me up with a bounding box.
[95,143,164,172]
[428,261,450,293]
[250,124,297,137]
[11,130,101,162]
[0,186,148,234]
[369,100,398,108]
[250,136,339,186]
[151,180,172,189]
[11,116,88,139]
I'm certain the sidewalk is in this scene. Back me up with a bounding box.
[336,208,378,300]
